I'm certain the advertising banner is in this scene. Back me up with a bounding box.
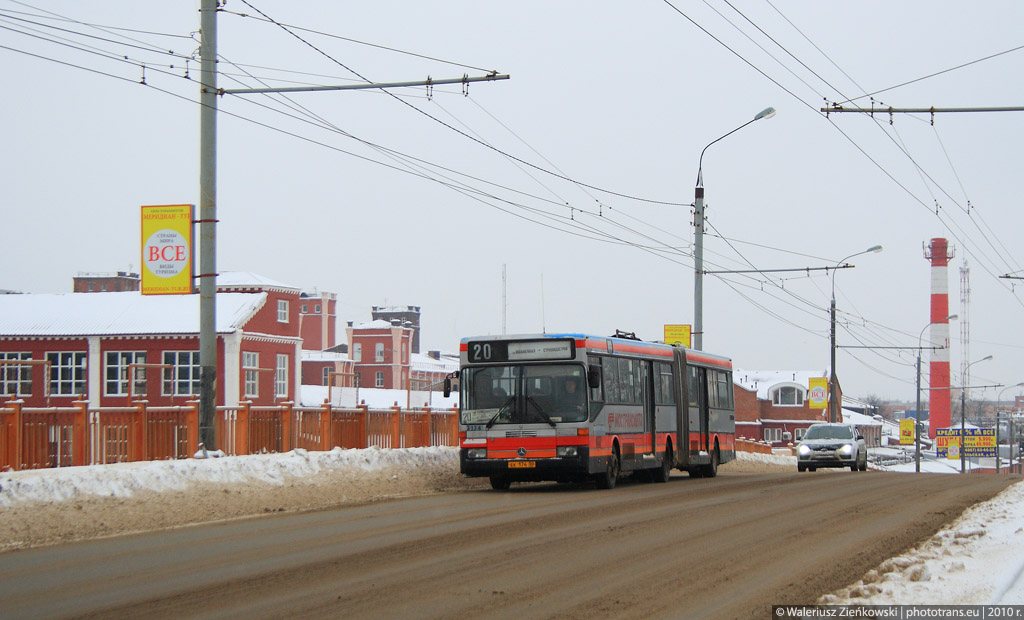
[808,377,828,409]
[900,418,915,445]
[663,325,691,348]
[936,428,996,459]
[141,204,194,295]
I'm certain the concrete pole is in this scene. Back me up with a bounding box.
[915,353,922,472]
[199,0,218,450]
[693,185,704,351]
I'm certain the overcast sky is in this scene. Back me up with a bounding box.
[3,1,1023,403]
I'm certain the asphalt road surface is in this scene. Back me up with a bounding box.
[0,470,1014,620]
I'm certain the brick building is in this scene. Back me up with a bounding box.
[734,370,835,447]
[0,272,304,408]
[73,271,140,293]
[343,319,455,392]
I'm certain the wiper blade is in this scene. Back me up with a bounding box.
[526,396,557,427]
[485,396,515,429]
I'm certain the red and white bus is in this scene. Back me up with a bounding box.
[450,332,735,489]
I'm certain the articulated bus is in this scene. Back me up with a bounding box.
[450,332,735,489]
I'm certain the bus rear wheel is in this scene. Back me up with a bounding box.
[652,445,673,483]
[595,447,620,489]
[489,476,511,491]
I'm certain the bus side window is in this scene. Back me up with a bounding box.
[589,358,604,403]
[602,356,620,403]
[687,366,699,407]
[618,358,638,404]
[720,371,734,409]
[655,362,675,405]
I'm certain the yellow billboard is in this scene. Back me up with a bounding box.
[663,325,691,348]
[900,418,915,445]
[141,204,194,295]
[808,377,828,409]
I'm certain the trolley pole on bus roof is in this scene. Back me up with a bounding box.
[693,107,774,351]
[197,1,507,450]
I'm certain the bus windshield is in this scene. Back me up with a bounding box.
[461,364,588,426]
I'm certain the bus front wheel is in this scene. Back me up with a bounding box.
[595,447,620,489]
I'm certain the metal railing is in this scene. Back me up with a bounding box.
[1,398,458,471]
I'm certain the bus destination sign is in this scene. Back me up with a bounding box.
[466,339,575,363]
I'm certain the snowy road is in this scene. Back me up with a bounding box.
[0,465,1012,620]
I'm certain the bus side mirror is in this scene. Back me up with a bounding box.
[587,365,601,389]
[443,371,459,398]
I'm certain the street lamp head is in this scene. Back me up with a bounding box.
[981,355,994,362]
[867,245,883,253]
[754,107,776,121]
[946,314,959,321]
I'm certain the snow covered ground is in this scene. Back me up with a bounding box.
[0,448,1022,605]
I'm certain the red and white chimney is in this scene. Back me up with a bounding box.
[924,238,954,439]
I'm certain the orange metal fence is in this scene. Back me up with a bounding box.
[0,398,458,472]
[735,437,774,455]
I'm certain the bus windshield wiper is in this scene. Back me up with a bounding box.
[526,396,557,427]
[485,396,515,429]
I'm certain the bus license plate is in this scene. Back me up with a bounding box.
[508,461,535,469]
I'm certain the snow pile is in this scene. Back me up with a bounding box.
[823,480,1024,604]
[737,450,797,468]
[0,446,458,508]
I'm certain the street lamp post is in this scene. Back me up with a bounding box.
[916,314,958,472]
[829,245,883,423]
[693,106,775,351]
[960,355,993,473]
[995,382,1023,472]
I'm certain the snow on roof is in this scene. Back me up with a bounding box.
[300,385,458,410]
[216,271,299,293]
[300,350,350,362]
[0,291,266,337]
[351,319,396,330]
[841,408,884,427]
[410,352,458,373]
[733,368,828,400]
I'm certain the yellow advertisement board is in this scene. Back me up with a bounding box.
[899,418,915,445]
[663,325,691,348]
[141,204,194,295]
[808,377,828,409]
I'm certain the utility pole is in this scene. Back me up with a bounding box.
[196,5,507,450]
[198,0,218,450]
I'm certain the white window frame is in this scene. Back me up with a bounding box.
[322,366,331,386]
[163,351,200,397]
[764,427,783,443]
[375,343,384,362]
[243,351,260,398]
[105,351,147,397]
[771,385,805,406]
[277,299,289,323]
[795,427,808,441]
[353,343,362,362]
[375,371,384,388]
[47,351,87,396]
[275,354,288,398]
[0,352,33,397]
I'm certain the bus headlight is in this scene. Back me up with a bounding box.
[557,446,578,458]
[466,448,487,459]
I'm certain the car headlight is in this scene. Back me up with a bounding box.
[466,448,487,459]
[557,446,578,458]
[839,444,854,455]
[797,444,810,456]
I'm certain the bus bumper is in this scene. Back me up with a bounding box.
[460,447,592,483]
